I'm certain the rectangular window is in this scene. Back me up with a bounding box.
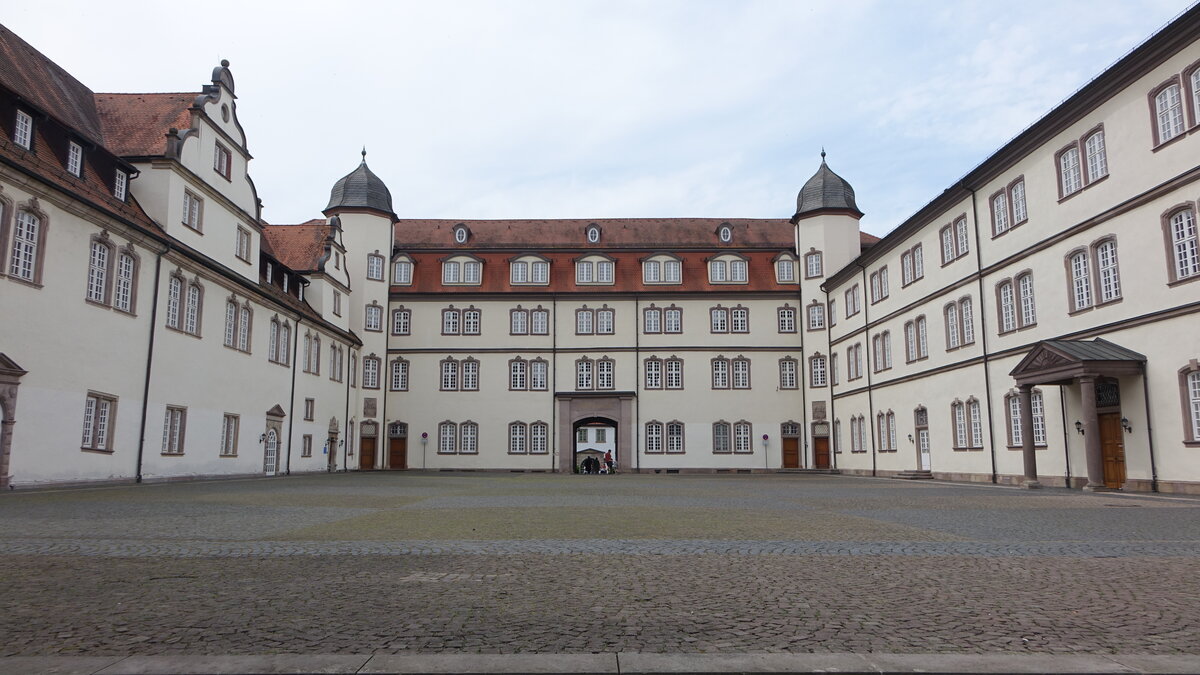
[732,359,750,389]
[367,255,384,280]
[1155,84,1184,144]
[220,414,238,456]
[807,304,824,330]
[301,434,313,457]
[236,228,251,262]
[778,307,796,333]
[531,309,549,335]
[304,398,315,421]
[531,423,548,454]
[530,360,548,390]
[597,359,614,390]
[67,141,83,176]
[709,260,727,282]
[712,359,729,389]
[510,360,527,390]
[392,308,410,335]
[363,358,380,389]
[532,261,549,283]
[511,309,528,335]
[597,260,613,283]
[463,308,481,335]
[115,252,136,313]
[81,393,116,451]
[114,170,128,201]
[645,423,663,453]
[596,309,614,335]
[461,360,479,390]
[664,260,681,282]
[1011,181,1027,224]
[780,359,797,389]
[214,142,232,178]
[644,308,661,333]
[805,252,823,278]
[664,308,682,333]
[710,308,728,333]
[183,191,202,231]
[645,359,662,389]
[391,359,408,391]
[712,423,730,453]
[460,423,478,454]
[576,261,593,283]
[509,423,527,454]
[11,210,42,282]
[333,291,342,317]
[439,423,457,454]
[1096,241,1121,302]
[162,406,186,455]
[576,309,593,334]
[393,261,412,284]
[665,359,683,389]
[13,110,33,149]
[441,360,458,390]
[667,422,684,453]
[576,360,593,390]
[442,309,460,334]
[810,356,826,386]
[730,308,748,333]
[366,305,382,331]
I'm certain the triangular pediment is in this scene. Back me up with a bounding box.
[265,404,287,418]
[1011,344,1076,377]
[0,353,27,378]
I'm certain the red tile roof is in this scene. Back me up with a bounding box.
[394,218,878,250]
[0,24,105,145]
[261,219,330,271]
[94,93,194,157]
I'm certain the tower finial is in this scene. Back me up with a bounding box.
[820,147,826,161]
[361,146,367,162]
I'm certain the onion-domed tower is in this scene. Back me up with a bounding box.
[323,151,397,469]
[791,151,863,278]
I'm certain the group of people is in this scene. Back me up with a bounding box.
[580,451,615,474]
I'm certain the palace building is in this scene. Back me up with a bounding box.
[1,7,1199,491]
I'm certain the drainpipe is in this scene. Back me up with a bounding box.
[798,279,808,469]
[1140,365,1159,492]
[551,293,559,472]
[1060,387,1072,487]
[964,184,999,484]
[823,284,837,470]
[285,316,299,476]
[634,294,641,473]
[858,262,877,477]
[134,244,168,483]
[343,347,351,472]
[381,338,390,470]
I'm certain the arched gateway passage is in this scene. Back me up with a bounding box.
[556,392,635,473]
[573,417,617,473]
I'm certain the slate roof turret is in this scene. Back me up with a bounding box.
[793,151,862,219]
[325,150,395,217]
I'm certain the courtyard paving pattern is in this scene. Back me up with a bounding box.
[1,473,1199,659]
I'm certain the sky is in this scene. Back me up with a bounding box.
[3,0,1193,236]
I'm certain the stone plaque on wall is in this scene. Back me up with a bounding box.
[812,401,826,420]
[364,397,377,418]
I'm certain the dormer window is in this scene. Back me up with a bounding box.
[393,256,413,285]
[114,170,128,201]
[775,255,797,284]
[510,256,550,285]
[13,110,32,149]
[443,255,482,285]
[576,255,615,285]
[586,225,601,243]
[643,254,682,284]
[718,225,732,243]
[453,225,469,244]
[708,254,748,284]
[67,142,83,177]
[283,274,290,293]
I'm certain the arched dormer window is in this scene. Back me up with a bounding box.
[773,252,798,284]
[392,254,414,285]
[642,253,682,285]
[575,253,615,285]
[717,223,732,244]
[586,224,601,244]
[442,254,483,285]
[510,254,550,285]
[707,253,748,284]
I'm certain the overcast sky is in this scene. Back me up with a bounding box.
[4,0,1192,236]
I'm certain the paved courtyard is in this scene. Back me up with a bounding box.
[1,472,1198,657]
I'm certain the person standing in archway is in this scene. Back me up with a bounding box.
[604,450,614,474]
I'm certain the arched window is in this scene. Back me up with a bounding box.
[1165,208,1199,282]
[9,210,44,282]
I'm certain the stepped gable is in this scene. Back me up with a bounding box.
[94,93,194,157]
[261,220,331,272]
[0,23,105,145]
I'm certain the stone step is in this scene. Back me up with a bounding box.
[893,470,935,480]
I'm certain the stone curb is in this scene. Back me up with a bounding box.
[2,653,1199,675]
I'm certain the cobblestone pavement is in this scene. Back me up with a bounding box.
[1,472,1198,656]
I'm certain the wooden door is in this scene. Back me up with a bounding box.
[782,438,799,468]
[1099,413,1126,489]
[813,437,831,469]
[359,437,376,471]
[389,437,407,470]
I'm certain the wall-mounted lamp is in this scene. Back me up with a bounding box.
[1121,417,1132,433]
[1074,421,1084,436]
[259,433,267,444]
[907,434,914,444]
